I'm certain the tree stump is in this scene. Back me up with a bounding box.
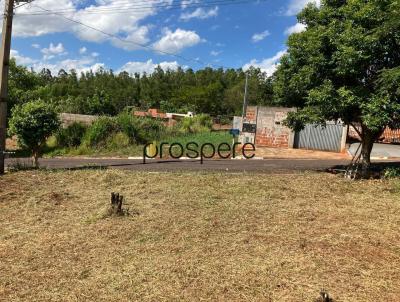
[110,192,124,215]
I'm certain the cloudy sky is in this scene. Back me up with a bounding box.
[3,0,319,76]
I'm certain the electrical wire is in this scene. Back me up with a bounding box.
[28,3,227,69]
[16,0,263,16]
[17,0,250,13]
[14,0,35,9]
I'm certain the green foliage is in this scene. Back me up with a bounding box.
[106,132,131,149]
[132,116,166,144]
[8,58,274,117]
[383,167,400,179]
[9,100,60,166]
[83,117,116,147]
[115,112,137,142]
[274,0,400,168]
[174,114,213,134]
[55,122,87,147]
[81,114,166,147]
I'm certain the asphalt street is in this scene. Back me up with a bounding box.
[5,157,351,173]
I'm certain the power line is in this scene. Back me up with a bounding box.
[14,0,35,9]
[17,0,251,13]
[16,0,263,15]
[29,3,227,69]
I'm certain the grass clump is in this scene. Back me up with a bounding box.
[55,122,87,148]
[383,167,400,179]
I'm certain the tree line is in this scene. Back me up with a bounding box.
[7,0,400,176]
[9,61,274,118]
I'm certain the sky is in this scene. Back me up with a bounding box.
[2,0,319,76]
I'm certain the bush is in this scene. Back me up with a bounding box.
[134,117,166,144]
[175,114,213,134]
[115,113,166,144]
[9,100,60,167]
[115,112,137,142]
[56,122,87,147]
[383,167,400,179]
[106,132,131,149]
[83,117,116,147]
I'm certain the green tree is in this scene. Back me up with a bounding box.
[9,101,60,167]
[274,0,400,175]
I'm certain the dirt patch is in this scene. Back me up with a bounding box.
[0,170,399,301]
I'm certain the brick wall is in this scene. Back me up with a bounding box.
[59,113,99,128]
[249,106,296,148]
[349,124,400,144]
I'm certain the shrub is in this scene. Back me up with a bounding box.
[56,122,87,147]
[383,167,400,179]
[83,117,116,147]
[134,117,166,144]
[106,132,131,149]
[176,114,213,134]
[9,100,60,167]
[115,112,137,142]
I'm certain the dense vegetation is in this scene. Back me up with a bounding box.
[45,113,231,158]
[274,0,400,174]
[9,60,273,118]
[7,0,400,175]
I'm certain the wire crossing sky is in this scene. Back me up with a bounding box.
[3,0,319,75]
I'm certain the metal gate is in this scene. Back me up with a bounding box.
[294,123,345,152]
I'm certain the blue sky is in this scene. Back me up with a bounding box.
[4,0,318,76]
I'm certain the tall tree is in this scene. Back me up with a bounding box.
[274,0,400,175]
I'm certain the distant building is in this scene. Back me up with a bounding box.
[234,106,348,153]
[133,108,194,127]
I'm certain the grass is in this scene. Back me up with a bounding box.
[1,170,400,301]
[42,131,232,158]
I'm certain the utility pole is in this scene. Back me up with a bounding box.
[0,0,15,175]
[241,72,248,120]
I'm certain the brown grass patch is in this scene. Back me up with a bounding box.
[1,170,400,301]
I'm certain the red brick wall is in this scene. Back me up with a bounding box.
[247,106,296,148]
[348,125,400,144]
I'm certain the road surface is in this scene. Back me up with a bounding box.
[5,157,351,173]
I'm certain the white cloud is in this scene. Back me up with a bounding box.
[33,57,105,76]
[91,52,100,57]
[181,0,199,9]
[251,30,270,43]
[286,0,320,16]
[210,50,221,56]
[41,43,67,60]
[10,50,37,65]
[79,47,87,54]
[243,50,287,76]
[180,6,219,21]
[41,43,65,55]
[284,23,307,35]
[109,25,150,51]
[11,46,105,76]
[118,59,182,74]
[31,43,40,49]
[152,28,201,54]
[12,0,173,51]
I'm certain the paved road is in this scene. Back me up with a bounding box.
[5,157,351,173]
[349,143,400,159]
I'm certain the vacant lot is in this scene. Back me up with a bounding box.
[1,170,400,301]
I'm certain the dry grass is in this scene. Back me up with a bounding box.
[1,170,400,301]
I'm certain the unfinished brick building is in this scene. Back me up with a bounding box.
[235,106,347,152]
[238,106,296,148]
